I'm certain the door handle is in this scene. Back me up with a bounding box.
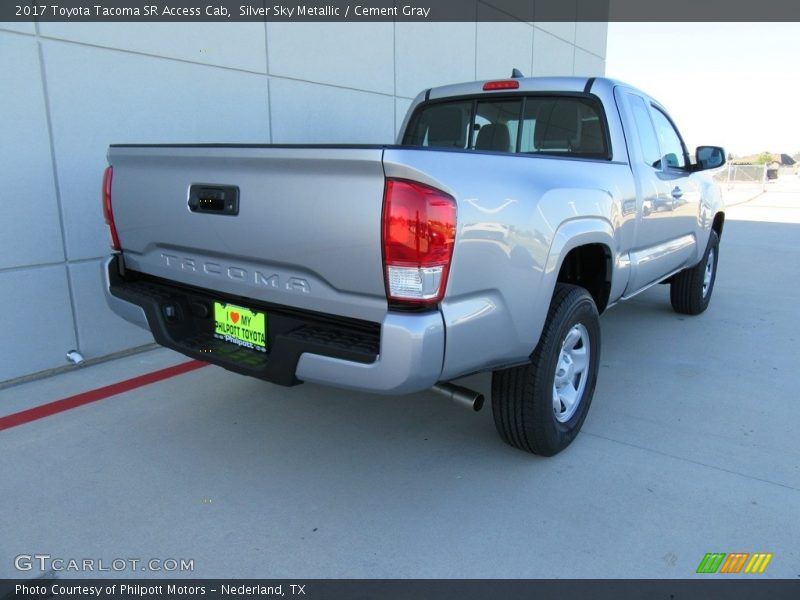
[671,186,683,199]
[188,184,239,216]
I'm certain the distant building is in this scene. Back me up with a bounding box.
[730,153,795,166]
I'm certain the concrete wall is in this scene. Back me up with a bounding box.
[0,11,606,383]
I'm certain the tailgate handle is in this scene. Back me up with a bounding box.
[188,184,239,216]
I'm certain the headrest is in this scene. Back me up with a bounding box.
[475,124,511,152]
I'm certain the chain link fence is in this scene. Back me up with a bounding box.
[713,163,768,205]
[713,163,768,190]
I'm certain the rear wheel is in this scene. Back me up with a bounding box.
[491,284,601,456]
[670,230,719,315]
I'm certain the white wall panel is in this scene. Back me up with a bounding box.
[268,23,394,95]
[270,78,394,144]
[39,22,268,73]
[69,260,152,359]
[532,28,575,76]
[576,21,608,58]
[476,7,535,79]
[0,33,64,270]
[395,22,476,98]
[0,266,76,381]
[43,40,269,262]
[0,21,35,35]
[574,48,605,76]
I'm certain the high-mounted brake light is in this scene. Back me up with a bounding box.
[382,179,456,306]
[483,80,520,91]
[102,166,121,251]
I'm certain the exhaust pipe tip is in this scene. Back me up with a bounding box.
[431,383,485,412]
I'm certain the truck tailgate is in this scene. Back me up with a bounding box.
[107,145,389,323]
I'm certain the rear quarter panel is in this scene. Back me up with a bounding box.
[383,148,636,379]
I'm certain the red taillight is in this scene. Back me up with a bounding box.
[102,166,120,251]
[382,178,456,306]
[482,80,520,91]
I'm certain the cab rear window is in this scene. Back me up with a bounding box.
[403,95,610,159]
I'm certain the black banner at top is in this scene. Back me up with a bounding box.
[3,0,800,22]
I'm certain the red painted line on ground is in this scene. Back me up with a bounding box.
[0,360,208,431]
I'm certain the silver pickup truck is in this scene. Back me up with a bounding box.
[103,75,725,456]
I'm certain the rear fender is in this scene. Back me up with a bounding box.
[537,217,622,325]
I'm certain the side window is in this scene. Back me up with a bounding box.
[650,108,687,169]
[627,94,661,168]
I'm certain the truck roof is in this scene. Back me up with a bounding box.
[426,76,645,102]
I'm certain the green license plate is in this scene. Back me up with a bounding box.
[213,302,267,353]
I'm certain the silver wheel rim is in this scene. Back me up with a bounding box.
[553,323,590,423]
[702,249,715,298]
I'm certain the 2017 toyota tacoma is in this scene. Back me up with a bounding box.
[103,75,726,456]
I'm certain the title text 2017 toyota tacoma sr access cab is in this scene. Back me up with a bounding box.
[103,75,726,456]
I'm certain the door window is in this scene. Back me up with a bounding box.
[650,107,688,169]
[627,94,661,168]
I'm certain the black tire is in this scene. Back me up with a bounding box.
[670,230,719,315]
[491,283,601,456]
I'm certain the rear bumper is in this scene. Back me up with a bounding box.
[103,255,444,395]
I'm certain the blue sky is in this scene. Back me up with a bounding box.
[605,22,799,156]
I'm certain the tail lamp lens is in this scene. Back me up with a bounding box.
[102,166,120,251]
[382,179,456,305]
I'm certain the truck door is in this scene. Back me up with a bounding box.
[618,90,700,294]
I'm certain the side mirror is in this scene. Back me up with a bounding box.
[696,146,726,170]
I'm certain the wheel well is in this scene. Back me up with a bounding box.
[712,212,725,238]
[557,244,611,313]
